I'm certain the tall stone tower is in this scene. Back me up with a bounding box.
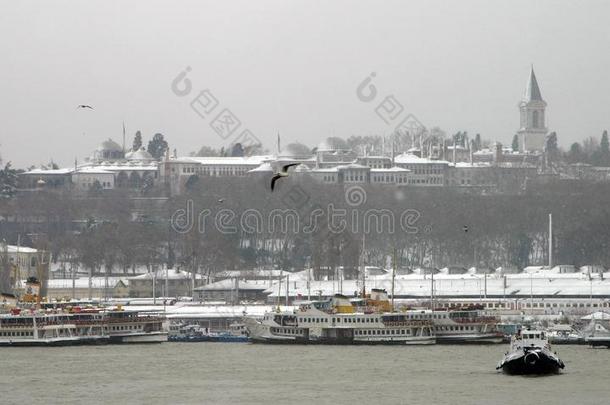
[516,66,547,152]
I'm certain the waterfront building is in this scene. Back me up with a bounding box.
[194,278,270,303]
[128,268,204,298]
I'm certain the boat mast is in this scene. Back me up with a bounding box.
[276,269,282,311]
[391,248,396,312]
[307,268,311,301]
[360,235,366,298]
[430,269,435,311]
[548,213,553,268]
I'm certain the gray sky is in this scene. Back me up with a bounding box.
[2,0,610,168]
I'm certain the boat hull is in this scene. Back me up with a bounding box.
[437,332,504,344]
[498,349,564,375]
[109,331,168,344]
[0,337,83,347]
[169,335,249,343]
[586,337,610,348]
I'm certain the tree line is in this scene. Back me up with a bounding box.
[2,174,610,284]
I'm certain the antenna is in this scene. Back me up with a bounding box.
[548,213,553,268]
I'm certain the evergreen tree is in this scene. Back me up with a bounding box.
[511,134,519,151]
[147,133,168,160]
[597,130,610,166]
[545,132,558,153]
[474,133,482,151]
[132,131,142,151]
[231,143,245,157]
[566,142,583,163]
[0,162,18,198]
[601,130,609,153]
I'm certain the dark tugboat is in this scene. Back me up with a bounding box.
[496,329,565,375]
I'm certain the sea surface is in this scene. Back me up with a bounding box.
[1,343,609,405]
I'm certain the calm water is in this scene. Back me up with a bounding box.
[1,343,609,404]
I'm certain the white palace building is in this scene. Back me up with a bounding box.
[21,68,549,195]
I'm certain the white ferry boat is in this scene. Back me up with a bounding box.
[405,308,504,344]
[0,310,95,346]
[104,309,168,343]
[245,291,435,345]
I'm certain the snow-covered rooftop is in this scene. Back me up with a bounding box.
[266,272,610,298]
[194,279,270,291]
[129,269,202,280]
[178,155,274,166]
[370,167,411,173]
[22,168,73,175]
[394,153,450,165]
[3,245,39,254]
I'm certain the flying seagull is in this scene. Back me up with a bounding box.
[271,163,300,191]
[463,225,469,233]
[76,105,94,109]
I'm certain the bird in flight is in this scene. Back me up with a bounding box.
[76,105,94,109]
[463,225,469,233]
[271,163,300,191]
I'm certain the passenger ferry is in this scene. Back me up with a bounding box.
[104,308,168,343]
[0,309,106,346]
[405,308,504,344]
[245,290,435,345]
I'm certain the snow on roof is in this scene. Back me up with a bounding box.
[129,269,202,280]
[370,167,410,173]
[74,167,115,174]
[267,272,610,298]
[3,245,39,254]
[248,162,274,173]
[194,279,269,291]
[336,163,369,170]
[45,277,128,289]
[311,167,339,173]
[180,155,274,166]
[91,162,158,171]
[22,168,74,175]
[125,148,154,161]
[215,269,284,278]
[453,162,491,168]
[581,311,610,320]
[394,153,450,165]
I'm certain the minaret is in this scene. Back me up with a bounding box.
[516,66,548,152]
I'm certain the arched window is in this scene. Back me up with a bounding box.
[532,110,539,128]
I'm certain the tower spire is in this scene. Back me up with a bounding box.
[524,65,543,102]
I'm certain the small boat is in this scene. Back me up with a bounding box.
[582,312,610,348]
[169,324,249,343]
[546,324,583,345]
[496,329,565,375]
